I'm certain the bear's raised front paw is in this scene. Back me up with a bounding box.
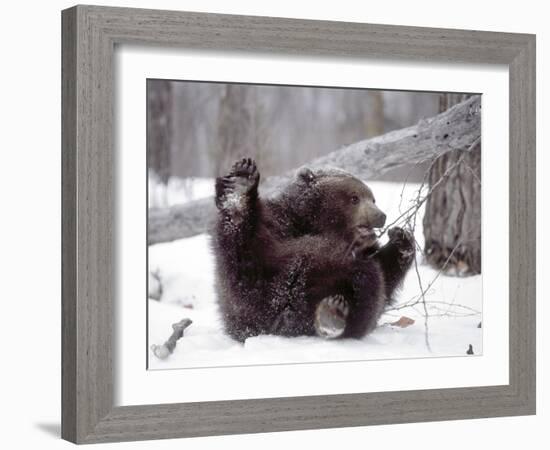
[229,158,260,193]
[388,227,415,264]
[215,158,260,210]
[314,294,349,339]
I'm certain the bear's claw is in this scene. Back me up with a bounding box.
[315,294,349,339]
[388,227,414,247]
[215,158,260,210]
[229,158,260,192]
[388,227,415,264]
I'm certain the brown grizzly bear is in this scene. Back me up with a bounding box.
[213,158,415,342]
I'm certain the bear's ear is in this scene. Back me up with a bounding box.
[297,167,315,184]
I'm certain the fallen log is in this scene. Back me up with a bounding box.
[148,95,480,245]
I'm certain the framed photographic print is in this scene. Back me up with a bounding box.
[61,4,536,444]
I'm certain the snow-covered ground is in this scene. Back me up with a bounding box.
[148,178,482,370]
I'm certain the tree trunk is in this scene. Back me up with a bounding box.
[147,79,173,185]
[422,94,481,275]
[365,91,384,137]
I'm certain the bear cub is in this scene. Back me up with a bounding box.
[213,158,415,342]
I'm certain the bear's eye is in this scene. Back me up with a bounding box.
[351,195,360,205]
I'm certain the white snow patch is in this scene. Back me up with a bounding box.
[148,180,482,369]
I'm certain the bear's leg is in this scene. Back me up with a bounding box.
[213,159,270,342]
[214,158,264,262]
[267,256,315,337]
[375,227,415,302]
[342,263,387,338]
[269,306,312,336]
[314,294,350,339]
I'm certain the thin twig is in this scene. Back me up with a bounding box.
[150,318,193,359]
[463,162,482,185]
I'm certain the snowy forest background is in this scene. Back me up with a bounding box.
[147,80,482,369]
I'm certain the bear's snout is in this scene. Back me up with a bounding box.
[372,210,386,228]
[354,202,386,229]
[360,203,386,229]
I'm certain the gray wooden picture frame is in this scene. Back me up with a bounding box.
[61,4,536,444]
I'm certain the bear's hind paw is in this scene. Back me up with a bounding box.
[315,294,349,339]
